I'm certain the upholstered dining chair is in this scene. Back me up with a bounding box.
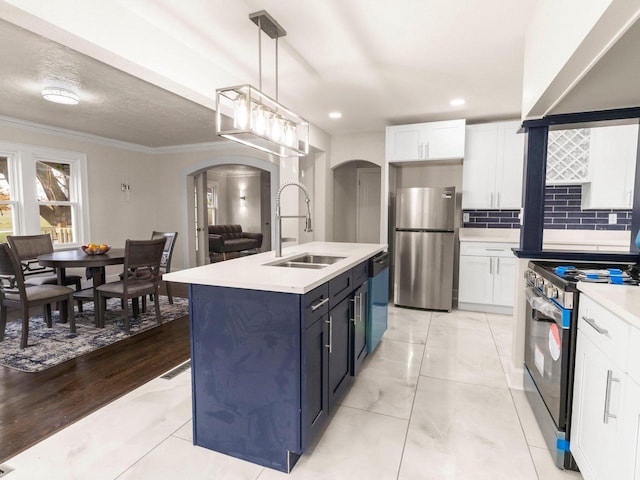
[0,243,76,349]
[7,234,84,312]
[96,238,165,334]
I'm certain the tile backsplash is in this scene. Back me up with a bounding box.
[463,185,632,230]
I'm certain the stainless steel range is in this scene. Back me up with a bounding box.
[523,260,636,470]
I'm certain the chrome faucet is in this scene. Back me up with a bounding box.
[275,181,312,257]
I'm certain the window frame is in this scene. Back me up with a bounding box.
[0,141,89,248]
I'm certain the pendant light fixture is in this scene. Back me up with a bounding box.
[215,10,309,157]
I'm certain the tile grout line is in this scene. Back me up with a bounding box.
[395,311,432,480]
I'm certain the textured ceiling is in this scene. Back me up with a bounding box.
[0,19,219,147]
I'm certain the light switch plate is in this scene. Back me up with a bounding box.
[463,213,470,223]
[608,213,617,224]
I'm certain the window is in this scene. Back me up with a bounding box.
[0,142,89,247]
[207,184,218,225]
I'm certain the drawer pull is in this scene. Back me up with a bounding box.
[310,297,329,312]
[325,316,333,353]
[582,315,609,335]
[603,369,620,424]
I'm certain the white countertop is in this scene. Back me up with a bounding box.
[163,241,386,294]
[577,282,640,327]
[459,228,630,248]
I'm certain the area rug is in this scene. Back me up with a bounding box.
[0,296,189,373]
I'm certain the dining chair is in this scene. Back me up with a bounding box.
[0,243,76,349]
[7,234,85,312]
[96,238,165,334]
[150,231,178,304]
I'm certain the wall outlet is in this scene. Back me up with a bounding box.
[608,213,617,224]
[463,212,470,223]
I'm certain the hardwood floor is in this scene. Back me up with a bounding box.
[0,284,190,463]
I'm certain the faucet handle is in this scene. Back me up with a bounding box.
[305,217,313,232]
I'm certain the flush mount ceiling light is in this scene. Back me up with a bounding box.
[41,87,79,105]
[329,112,342,119]
[216,10,309,158]
[449,98,466,107]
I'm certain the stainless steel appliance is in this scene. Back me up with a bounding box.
[393,187,455,310]
[523,260,635,470]
[367,251,389,352]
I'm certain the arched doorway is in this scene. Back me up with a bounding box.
[180,155,279,268]
[332,160,382,243]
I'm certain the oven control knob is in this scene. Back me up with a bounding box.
[545,284,558,299]
[535,277,544,289]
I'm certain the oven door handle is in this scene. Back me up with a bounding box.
[525,287,562,323]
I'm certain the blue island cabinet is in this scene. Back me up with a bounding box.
[190,280,351,473]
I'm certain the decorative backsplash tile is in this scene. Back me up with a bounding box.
[463,185,632,230]
[463,209,521,229]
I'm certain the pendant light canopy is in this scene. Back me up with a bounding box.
[215,11,309,157]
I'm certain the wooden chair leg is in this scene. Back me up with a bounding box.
[132,298,140,319]
[0,305,6,341]
[166,281,174,304]
[97,292,104,328]
[142,295,147,313]
[75,279,83,313]
[20,304,29,349]
[44,304,52,328]
[123,297,131,334]
[67,296,76,334]
[154,287,162,325]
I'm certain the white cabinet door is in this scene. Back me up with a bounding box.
[495,121,525,209]
[571,330,625,480]
[582,124,639,209]
[621,378,640,480]
[425,120,466,160]
[492,255,516,307]
[462,123,498,209]
[458,255,493,304]
[385,124,424,161]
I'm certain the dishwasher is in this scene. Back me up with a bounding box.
[367,251,389,352]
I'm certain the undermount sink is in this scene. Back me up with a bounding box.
[265,254,346,269]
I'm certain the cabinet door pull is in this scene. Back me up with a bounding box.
[489,257,493,274]
[325,317,333,353]
[496,257,500,275]
[603,369,620,424]
[310,297,329,312]
[582,315,609,335]
[350,296,357,324]
[490,192,494,208]
[497,192,501,208]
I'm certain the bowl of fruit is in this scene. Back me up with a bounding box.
[81,243,111,255]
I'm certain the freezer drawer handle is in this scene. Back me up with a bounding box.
[310,297,329,312]
[582,315,609,335]
[603,369,620,424]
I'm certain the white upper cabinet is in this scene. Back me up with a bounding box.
[581,124,639,210]
[385,119,465,162]
[462,121,524,210]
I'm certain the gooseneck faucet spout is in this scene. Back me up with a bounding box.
[275,181,312,257]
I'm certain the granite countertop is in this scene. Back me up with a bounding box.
[577,282,640,327]
[163,241,386,294]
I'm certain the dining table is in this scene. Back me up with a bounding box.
[37,248,125,320]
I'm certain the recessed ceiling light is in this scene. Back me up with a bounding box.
[449,98,465,107]
[42,87,80,105]
[329,112,342,119]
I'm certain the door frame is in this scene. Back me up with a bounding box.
[180,155,279,269]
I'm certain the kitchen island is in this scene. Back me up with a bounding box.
[163,242,387,472]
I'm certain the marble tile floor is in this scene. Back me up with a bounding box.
[3,306,584,480]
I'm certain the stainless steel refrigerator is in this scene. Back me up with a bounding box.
[394,187,455,310]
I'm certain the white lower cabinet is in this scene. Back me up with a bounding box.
[458,242,517,312]
[571,294,636,480]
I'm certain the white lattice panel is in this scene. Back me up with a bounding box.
[547,129,590,183]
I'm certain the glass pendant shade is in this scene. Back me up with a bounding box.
[216,85,309,157]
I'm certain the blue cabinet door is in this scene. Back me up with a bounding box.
[328,295,353,408]
[301,312,329,449]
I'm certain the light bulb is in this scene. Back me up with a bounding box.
[233,93,249,129]
[252,105,267,135]
[271,114,284,143]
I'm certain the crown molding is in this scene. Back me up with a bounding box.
[0,114,245,155]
